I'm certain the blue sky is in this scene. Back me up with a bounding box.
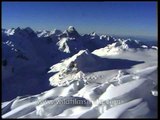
[2,2,157,37]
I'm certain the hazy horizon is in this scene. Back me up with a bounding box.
[2,2,157,38]
[2,26,157,40]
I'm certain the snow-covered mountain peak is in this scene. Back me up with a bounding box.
[61,49,93,69]
[90,32,98,36]
[61,26,81,38]
[100,35,107,39]
[15,27,21,31]
[36,30,49,37]
[20,27,37,38]
[67,26,76,32]
[50,29,62,35]
[2,27,23,36]
[115,38,145,49]
[3,28,16,36]
[123,39,141,48]
[36,29,62,37]
[5,27,37,38]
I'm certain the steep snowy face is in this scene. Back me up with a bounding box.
[57,37,85,54]
[56,27,84,54]
[57,38,70,53]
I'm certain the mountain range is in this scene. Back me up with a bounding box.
[2,26,158,118]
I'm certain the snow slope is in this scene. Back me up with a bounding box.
[2,47,157,118]
[2,65,157,118]
[92,39,156,56]
[2,26,158,118]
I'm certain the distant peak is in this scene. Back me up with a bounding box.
[51,29,62,33]
[67,26,76,32]
[91,32,97,36]
[60,26,80,38]
[15,27,21,31]
[68,26,74,29]
[23,27,35,33]
[50,29,62,36]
